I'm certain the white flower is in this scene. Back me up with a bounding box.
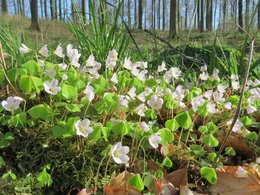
[19,43,31,54]
[54,44,65,58]
[111,142,129,164]
[163,71,172,83]
[43,79,61,95]
[191,95,205,112]
[39,44,49,57]
[217,84,227,93]
[149,132,162,149]
[231,74,239,81]
[155,87,164,96]
[118,95,129,108]
[147,95,163,110]
[207,102,217,114]
[1,96,22,111]
[139,121,149,132]
[235,166,248,177]
[38,60,45,67]
[137,92,146,102]
[84,85,95,102]
[224,102,232,110]
[200,64,207,72]
[58,63,67,70]
[62,74,68,80]
[123,57,133,70]
[45,67,56,78]
[213,91,225,103]
[106,49,118,70]
[227,119,244,133]
[165,88,172,95]
[67,44,81,67]
[135,103,147,117]
[172,85,186,102]
[75,119,93,137]
[111,73,118,84]
[246,104,257,114]
[137,69,147,81]
[232,81,240,90]
[169,67,182,79]
[128,87,137,99]
[211,69,220,80]
[204,90,213,100]
[199,72,209,80]
[158,61,167,72]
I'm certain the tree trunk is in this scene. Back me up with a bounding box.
[2,0,8,15]
[82,0,86,22]
[238,0,243,31]
[169,0,178,38]
[258,0,260,30]
[40,0,44,18]
[245,0,250,29]
[127,0,131,27]
[200,0,204,32]
[17,0,21,15]
[138,0,143,29]
[157,0,161,30]
[223,0,226,31]
[184,0,188,30]
[163,0,166,30]
[13,0,17,15]
[134,0,137,28]
[50,0,55,20]
[30,0,40,31]
[206,0,212,31]
[44,0,47,18]
[58,0,62,20]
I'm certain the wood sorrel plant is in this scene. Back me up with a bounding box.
[0,43,259,193]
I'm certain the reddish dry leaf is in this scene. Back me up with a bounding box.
[77,188,94,195]
[104,171,141,195]
[216,134,253,157]
[211,165,260,195]
[165,168,188,188]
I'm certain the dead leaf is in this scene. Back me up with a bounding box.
[104,171,141,195]
[77,188,94,195]
[165,168,188,188]
[211,165,260,195]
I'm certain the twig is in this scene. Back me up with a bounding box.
[213,37,255,167]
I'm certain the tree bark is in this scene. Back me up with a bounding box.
[157,0,161,30]
[169,0,178,38]
[30,0,40,31]
[223,0,226,31]
[2,0,8,15]
[50,0,55,20]
[127,0,131,27]
[258,0,260,30]
[138,0,143,29]
[238,0,243,31]
[245,0,250,29]
[200,0,204,32]
[44,0,47,18]
[206,0,212,31]
[163,0,166,30]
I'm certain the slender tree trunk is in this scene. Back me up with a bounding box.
[40,0,44,18]
[21,0,25,16]
[30,0,40,31]
[245,0,250,29]
[258,0,260,30]
[153,0,156,29]
[200,0,204,32]
[163,0,166,30]
[58,0,62,20]
[127,0,131,27]
[184,0,188,30]
[13,0,17,15]
[134,0,137,28]
[169,0,178,38]
[197,0,200,30]
[138,0,143,29]
[223,0,226,31]
[2,0,8,15]
[50,0,55,20]
[151,0,154,29]
[206,0,212,31]
[157,0,161,30]
[82,0,86,22]
[44,0,47,18]
[17,0,21,15]
[238,0,243,31]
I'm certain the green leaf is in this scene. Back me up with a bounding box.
[28,104,54,121]
[0,156,4,168]
[128,174,144,191]
[191,144,205,156]
[224,147,236,156]
[144,174,156,191]
[206,122,218,133]
[245,132,258,141]
[159,128,174,145]
[111,122,128,136]
[8,112,27,127]
[19,75,33,92]
[202,134,219,147]
[101,127,109,142]
[174,111,192,129]
[36,168,53,188]
[208,152,218,162]
[145,78,157,87]
[62,84,78,99]
[88,125,102,141]
[31,76,43,93]
[165,119,179,131]
[241,116,253,126]
[0,139,10,148]
[145,109,157,120]
[200,167,217,184]
[65,104,81,112]
[162,157,173,168]
[4,132,14,141]
[52,125,74,138]
[0,69,6,86]
[22,60,42,75]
